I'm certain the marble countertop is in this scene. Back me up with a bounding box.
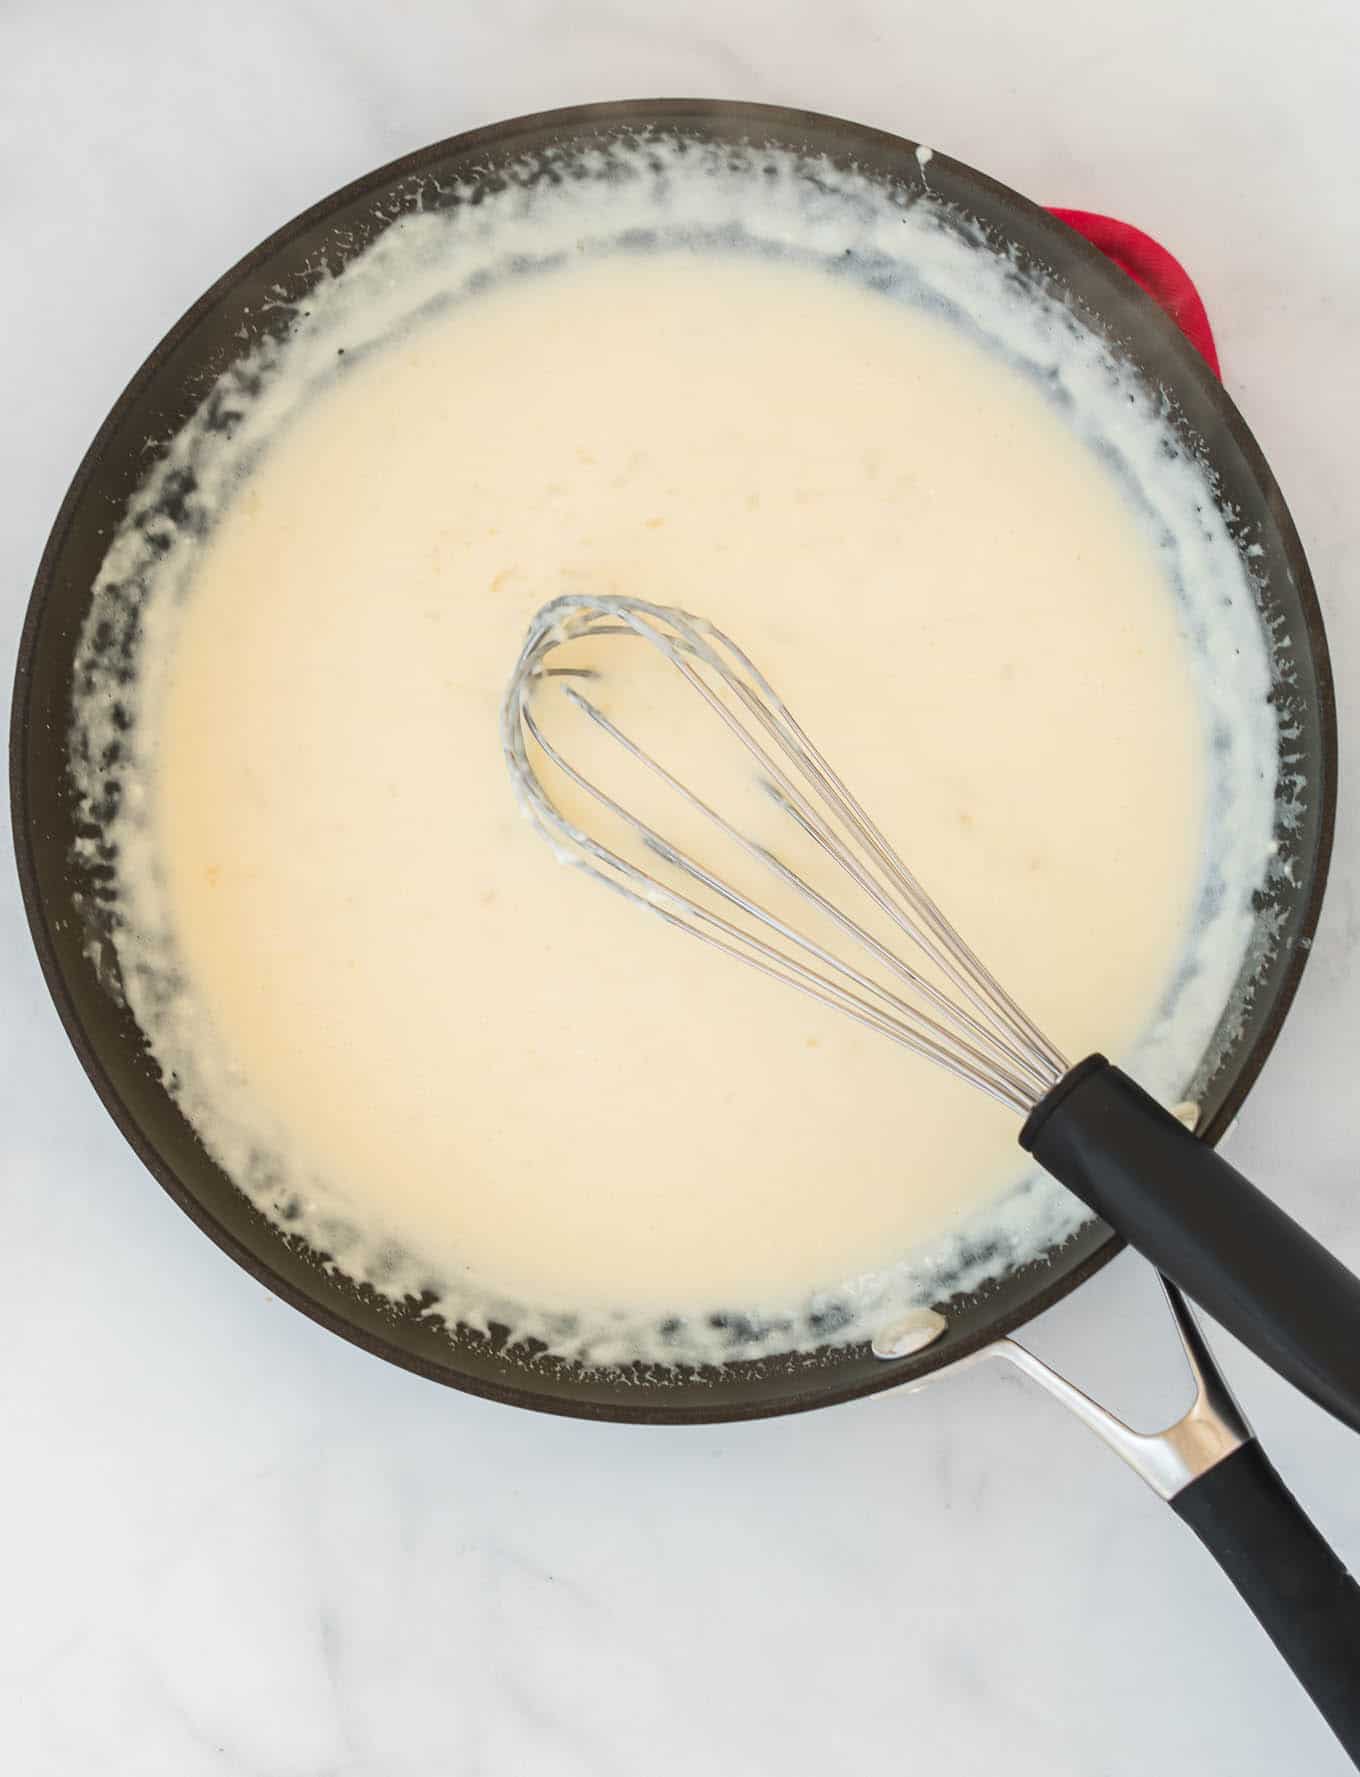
[4,2,1359,1771]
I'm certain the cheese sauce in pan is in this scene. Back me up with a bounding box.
[157,257,1200,1318]
[75,146,1276,1364]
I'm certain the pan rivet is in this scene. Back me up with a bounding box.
[871,1307,947,1360]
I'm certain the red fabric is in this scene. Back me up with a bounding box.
[1047,207,1221,380]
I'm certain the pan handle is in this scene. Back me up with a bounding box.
[971,1279,1360,1768]
[1021,1055,1360,1435]
[1172,1439,1360,1763]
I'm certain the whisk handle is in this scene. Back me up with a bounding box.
[1021,1056,1360,1434]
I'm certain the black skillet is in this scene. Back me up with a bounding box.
[9,101,1355,1759]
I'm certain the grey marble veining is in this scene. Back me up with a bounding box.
[3,2,1359,1772]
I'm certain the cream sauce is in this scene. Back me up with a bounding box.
[72,139,1278,1366]
[154,252,1200,1325]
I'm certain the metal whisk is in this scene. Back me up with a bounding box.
[502,591,1360,1439]
[502,594,1067,1114]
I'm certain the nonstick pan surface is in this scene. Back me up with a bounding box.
[10,100,1335,1422]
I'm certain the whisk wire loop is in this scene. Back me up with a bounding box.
[503,595,1068,1115]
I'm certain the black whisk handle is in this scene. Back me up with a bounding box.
[1021,1055,1360,1435]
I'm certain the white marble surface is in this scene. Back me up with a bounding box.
[4,2,1360,1770]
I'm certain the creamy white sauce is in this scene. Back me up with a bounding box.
[71,139,1278,1368]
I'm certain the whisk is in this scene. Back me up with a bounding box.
[503,593,1360,1434]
